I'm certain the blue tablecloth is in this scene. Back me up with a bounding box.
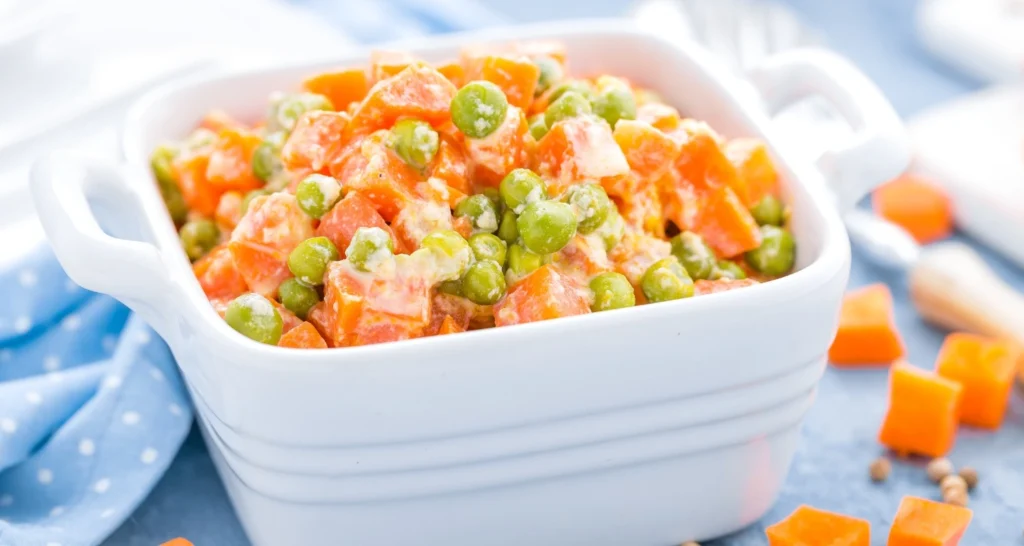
[104,0,1024,544]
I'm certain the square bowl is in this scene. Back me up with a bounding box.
[31,19,907,546]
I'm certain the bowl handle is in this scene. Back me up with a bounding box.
[746,48,910,212]
[30,151,183,338]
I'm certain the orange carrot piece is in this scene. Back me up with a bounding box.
[766,505,870,546]
[829,284,906,366]
[278,321,329,348]
[348,65,457,134]
[280,110,349,174]
[302,68,369,112]
[206,127,263,193]
[934,333,1018,429]
[613,119,681,180]
[692,185,762,258]
[172,147,220,217]
[872,174,953,244]
[436,61,465,87]
[229,193,315,297]
[316,192,401,258]
[192,244,248,301]
[160,539,194,546]
[887,496,972,546]
[437,315,465,335]
[369,50,418,82]
[199,109,243,132]
[674,120,744,197]
[535,115,629,196]
[878,363,962,458]
[463,53,540,110]
[494,265,590,326]
[726,138,779,207]
[636,103,682,133]
[464,106,531,187]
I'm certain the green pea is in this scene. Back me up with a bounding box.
[745,225,796,276]
[451,81,509,139]
[462,260,507,305]
[641,257,694,303]
[528,113,549,140]
[454,194,500,233]
[594,209,625,252]
[497,209,519,244]
[568,184,611,234]
[469,233,507,266]
[389,118,439,171]
[278,277,320,319]
[517,200,576,255]
[151,144,188,225]
[507,243,545,279]
[534,56,563,96]
[589,272,635,312]
[225,293,283,345]
[711,260,747,280]
[288,237,339,285]
[549,80,595,103]
[252,131,286,182]
[295,174,343,219]
[241,189,271,215]
[750,194,785,226]
[481,187,502,209]
[437,279,464,297]
[346,227,395,272]
[591,85,637,128]
[421,229,472,280]
[670,231,717,280]
[267,92,334,133]
[180,219,220,261]
[544,91,592,128]
[500,168,547,213]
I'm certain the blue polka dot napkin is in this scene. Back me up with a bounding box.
[0,246,192,546]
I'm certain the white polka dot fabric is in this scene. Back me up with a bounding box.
[0,247,192,545]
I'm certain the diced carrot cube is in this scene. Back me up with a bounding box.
[215,190,243,230]
[494,265,590,326]
[437,315,465,335]
[613,119,681,180]
[349,65,457,133]
[272,300,303,333]
[206,127,264,193]
[322,259,433,347]
[427,292,476,335]
[658,169,701,232]
[636,103,681,133]
[369,50,419,82]
[887,496,972,546]
[872,174,954,244]
[280,110,349,174]
[452,215,473,239]
[463,53,540,110]
[675,120,746,201]
[199,109,243,132]
[172,149,220,217]
[302,68,369,112]
[306,302,334,347]
[552,234,612,284]
[726,138,779,207]
[229,192,315,297]
[535,115,629,196]
[935,333,1018,429]
[692,185,762,258]
[437,61,465,87]
[316,192,401,257]
[392,199,454,251]
[160,539,194,546]
[426,134,472,204]
[766,505,870,546]
[464,106,531,187]
[278,321,329,349]
[694,278,759,296]
[608,231,672,286]
[878,363,962,458]
[829,284,906,366]
[617,183,665,238]
[193,244,248,301]
[330,131,417,221]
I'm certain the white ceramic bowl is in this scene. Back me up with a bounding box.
[31,20,907,546]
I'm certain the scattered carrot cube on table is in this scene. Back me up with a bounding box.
[878,363,962,458]
[766,505,870,546]
[872,174,954,244]
[934,333,1019,430]
[887,496,972,546]
[829,284,905,366]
